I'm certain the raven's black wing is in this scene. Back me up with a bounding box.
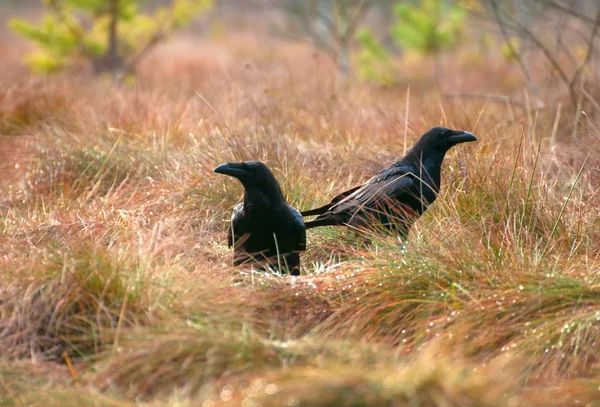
[304,164,415,229]
[327,164,415,214]
[300,185,362,217]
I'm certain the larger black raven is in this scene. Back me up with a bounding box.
[302,127,477,237]
[214,161,306,275]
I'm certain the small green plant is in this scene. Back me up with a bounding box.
[391,0,466,55]
[356,0,467,83]
[355,28,397,84]
[9,0,212,76]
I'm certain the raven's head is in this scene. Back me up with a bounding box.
[418,127,478,151]
[412,127,477,157]
[214,160,284,199]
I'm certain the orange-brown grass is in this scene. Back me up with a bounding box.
[1,27,600,406]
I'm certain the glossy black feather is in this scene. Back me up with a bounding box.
[216,161,306,275]
[302,127,477,238]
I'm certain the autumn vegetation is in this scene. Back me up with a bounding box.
[1,2,600,406]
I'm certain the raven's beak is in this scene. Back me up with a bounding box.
[214,162,248,178]
[447,131,477,144]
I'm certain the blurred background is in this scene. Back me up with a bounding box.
[1,0,599,108]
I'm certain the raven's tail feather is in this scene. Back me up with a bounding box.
[300,205,330,217]
[301,185,362,217]
[304,218,336,230]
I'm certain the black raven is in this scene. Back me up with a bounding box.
[214,161,306,275]
[302,127,477,237]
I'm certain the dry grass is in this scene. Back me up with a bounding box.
[1,21,600,406]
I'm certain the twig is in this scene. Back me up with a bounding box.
[554,0,570,50]
[341,0,375,43]
[553,0,577,67]
[125,31,167,74]
[536,0,599,24]
[47,0,94,59]
[500,10,574,102]
[292,3,337,60]
[489,0,538,97]
[581,87,600,114]
[289,0,374,76]
[316,1,341,45]
[568,6,600,97]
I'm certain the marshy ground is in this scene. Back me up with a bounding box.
[1,8,600,406]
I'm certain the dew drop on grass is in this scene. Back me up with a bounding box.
[265,383,278,395]
[220,385,234,401]
[240,388,251,399]
[252,378,266,390]
[285,396,299,407]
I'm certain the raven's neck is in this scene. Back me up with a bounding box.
[243,188,286,212]
[404,147,447,191]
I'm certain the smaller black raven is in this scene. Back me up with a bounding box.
[301,127,477,238]
[214,161,306,275]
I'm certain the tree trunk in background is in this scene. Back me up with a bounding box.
[374,1,398,54]
[94,0,124,76]
[338,39,351,78]
[316,0,333,55]
[337,41,352,78]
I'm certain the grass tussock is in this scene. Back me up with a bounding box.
[205,344,520,407]
[1,25,600,406]
[0,244,176,361]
